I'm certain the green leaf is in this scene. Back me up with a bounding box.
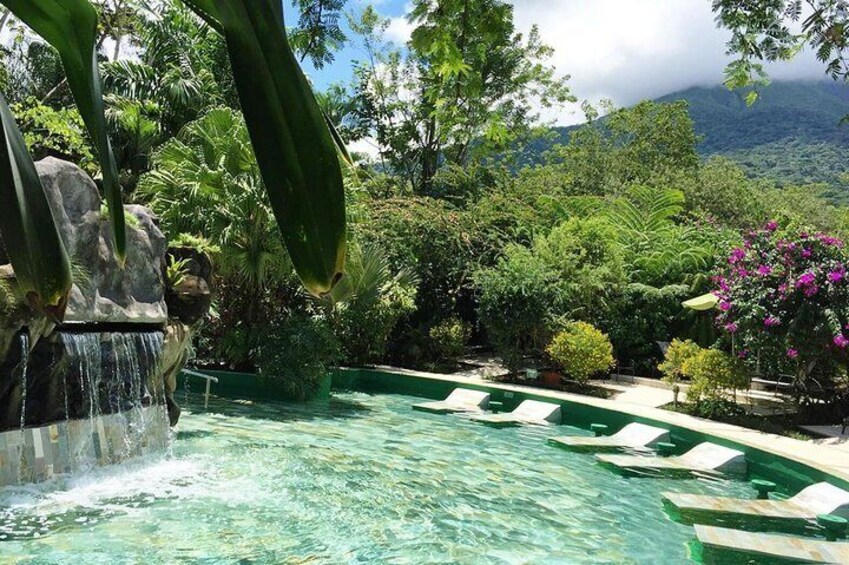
[182,0,347,296]
[0,92,72,321]
[1,0,127,260]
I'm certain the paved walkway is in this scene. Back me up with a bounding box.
[589,379,675,408]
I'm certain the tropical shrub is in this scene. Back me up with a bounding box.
[682,348,749,403]
[427,317,472,369]
[658,339,703,385]
[255,314,342,401]
[546,321,614,384]
[476,244,560,372]
[322,245,418,367]
[715,222,849,384]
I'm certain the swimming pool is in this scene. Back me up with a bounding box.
[1,392,765,563]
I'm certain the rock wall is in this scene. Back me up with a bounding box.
[37,157,168,324]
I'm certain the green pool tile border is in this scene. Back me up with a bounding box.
[179,367,849,493]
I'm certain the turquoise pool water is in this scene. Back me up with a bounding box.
[1,392,762,563]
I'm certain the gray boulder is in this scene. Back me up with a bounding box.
[36,157,168,324]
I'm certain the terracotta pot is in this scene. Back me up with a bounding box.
[540,370,562,389]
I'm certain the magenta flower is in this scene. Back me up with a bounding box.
[724,322,738,333]
[719,301,731,312]
[828,270,844,283]
[787,348,798,359]
[834,335,849,349]
[729,248,746,264]
[764,316,781,327]
[765,220,778,231]
[796,273,816,287]
[737,350,750,359]
[801,248,812,258]
[757,265,772,276]
[804,285,820,297]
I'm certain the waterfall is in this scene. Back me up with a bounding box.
[18,333,28,430]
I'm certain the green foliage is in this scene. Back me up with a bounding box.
[683,348,750,403]
[138,107,290,292]
[427,317,471,370]
[172,233,221,257]
[166,256,191,287]
[322,245,417,366]
[678,157,768,228]
[351,0,572,192]
[3,0,128,259]
[544,100,699,195]
[475,244,559,372]
[10,98,95,172]
[182,0,347,297]
[0,91,72,319]
[546,321,614,384]
[658,339,702,385]
[254,313,341,400]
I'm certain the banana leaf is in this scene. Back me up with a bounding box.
[0,92,72,321]
[1,0,127,260]
[182,0,346,296]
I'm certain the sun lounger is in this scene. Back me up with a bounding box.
[469,399,561,427]
[596,442,746,477]
[664,482,849,524]
[549,422,670,452]
[695,524,849,564]
[412,388,491,414]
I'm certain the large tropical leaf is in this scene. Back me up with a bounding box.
[1,0,127,260]
[181,0,346,296]
[0,92,72,321]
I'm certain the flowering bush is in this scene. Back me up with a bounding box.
[715,222,849,381]
[546,321,614,384]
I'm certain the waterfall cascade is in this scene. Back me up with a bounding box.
[0,330,171,487]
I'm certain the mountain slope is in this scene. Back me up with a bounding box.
[544,81,849,201]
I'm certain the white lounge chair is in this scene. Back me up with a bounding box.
[664,482,849,523]
[469,399,561,427]
[549,422,670,452]
[596,442,746,477]
[412,388,490,414]
[695,525,849,564]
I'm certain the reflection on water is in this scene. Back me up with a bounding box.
[1,392,763,563]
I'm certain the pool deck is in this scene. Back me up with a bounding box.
[367,365,849,484]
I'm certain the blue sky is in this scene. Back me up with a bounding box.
[287,0,827,127]
[286,0,410,91]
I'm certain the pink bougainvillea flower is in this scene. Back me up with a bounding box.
[738,350,749,359]
[719,301,731,311]
[729,248,746,264]
[765,220,778,231]
[834,335,849,349]
[786,348,798,359]
[800,232,809,239]
[796,272,816,287]
[828,270,844,283]
[801,248,812,258]
[764,316,781,327]
[804,285,820,297]
[757,265,772,276]
[724,322,738,333]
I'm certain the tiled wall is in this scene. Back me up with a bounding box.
[0,406,170,488]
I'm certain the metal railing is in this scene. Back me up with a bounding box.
[182,368,219,409]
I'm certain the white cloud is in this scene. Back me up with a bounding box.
[509,0,826,125]
[385,15,415,45]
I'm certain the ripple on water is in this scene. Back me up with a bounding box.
[0,392,758,563]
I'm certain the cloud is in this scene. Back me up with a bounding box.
[509,0,826,124]
[385,15,415,45]
[376,0,829,125]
